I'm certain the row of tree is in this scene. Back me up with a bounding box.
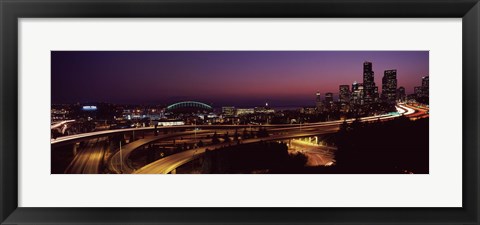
[332,116,429,174]
[201,142,307,174]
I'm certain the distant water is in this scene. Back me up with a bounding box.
[214,106,311,111]
[273,106,306,111]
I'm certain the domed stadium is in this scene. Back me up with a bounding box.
[165,101,213,114]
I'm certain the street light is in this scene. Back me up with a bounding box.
[119,141,123,173]
[194,119,197,144]
[190,119,199,173]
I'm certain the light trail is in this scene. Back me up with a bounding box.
[132,104,420,174]
[54,104,424,174]
[107,130,213,174]
[51,119,76,129]
[133,128,339,174]
[51,103,417,145]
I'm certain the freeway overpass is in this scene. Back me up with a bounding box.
[133,126,341,174]
[51,103,416,146]
[107,130,213,174]
[109,104,417,174]
[51,120,76,129]
[132,104,420,174]
[54,103,425,174]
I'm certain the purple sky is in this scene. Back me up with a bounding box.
[51,51,429,107]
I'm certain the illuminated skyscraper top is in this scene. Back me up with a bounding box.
[315,91,323,111]
[315,91,321,102]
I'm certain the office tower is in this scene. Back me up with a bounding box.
[414,86,422,98]
[222,106,236,116]
[315,91,323,111]
[421,76,429,98]
[363,61,377,104]
[397,86,406,102]
[382,69,398,104]
[339,85,351,103]
[351,81,364,105]
[325,92,334,109]
[236,108,255,116]
[413,76,429,104]
[373,86,379,102]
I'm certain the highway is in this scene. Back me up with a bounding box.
[132,103,421,174]
[108,130,213,174]
[404,104,429,119]
[64,137,106,174]
[51,126,155,146]
[51,103,415,146]
[51,119,75,129]
[289,139,336,166]
[112,105,408,174]
[133,127,340,174]
[54,103,426,174]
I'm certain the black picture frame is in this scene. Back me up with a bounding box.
[1,0,479,224]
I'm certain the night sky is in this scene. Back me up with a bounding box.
[51,51,428,107]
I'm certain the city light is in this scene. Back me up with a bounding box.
[51,52,429,174]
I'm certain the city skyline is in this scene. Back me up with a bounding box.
[52,51,429,107]
[51,51,429,175]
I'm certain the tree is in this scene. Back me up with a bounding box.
[340,120,348,132]
[242,128,249,139]
[176,144,182,151]
[234,129,239,141]
[51,129,61,139]
[351,117,361,130]
[257,128,269,138]
[154,124,159,136]
[129,134,134,143]
[197,140,204,147]
[223,132,230,143]
[212,131,220,144]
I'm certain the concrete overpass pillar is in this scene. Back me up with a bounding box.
[72,142,80,156]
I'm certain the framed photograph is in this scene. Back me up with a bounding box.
[1,0,478,224]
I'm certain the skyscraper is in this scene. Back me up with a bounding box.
[363,61,377,104]
[373,86,379,102]
[421,76,429,98]
[397,86,406,102]
[382,69,398,104]
[315,91,323,112]
[325,92,334,109]
[414,76,429,104]
[351,81,364,105]
[339,85,350,103]
[414,86,422,98]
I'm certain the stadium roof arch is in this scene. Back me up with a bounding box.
[165,101,213,113]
